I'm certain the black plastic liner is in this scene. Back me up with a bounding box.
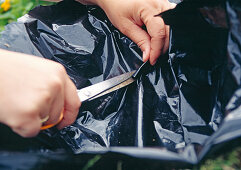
[0,0,241,168]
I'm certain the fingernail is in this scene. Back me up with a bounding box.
[151,59,157,66]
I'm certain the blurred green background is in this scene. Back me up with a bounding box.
[0,0,241,169]
[0,0,53,31]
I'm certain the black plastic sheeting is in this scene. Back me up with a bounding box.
[0,0,241,168]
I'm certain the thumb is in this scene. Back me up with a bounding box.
[120,20,151,62]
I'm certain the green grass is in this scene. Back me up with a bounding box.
[1,1,241,169]
[80,147,241,170]
[198,147,241,170]
[0,0,53,31]
[82,155,102,170]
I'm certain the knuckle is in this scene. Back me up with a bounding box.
[137,39,148,48]
[42,91,52,104]
[54,63,66,75]
[154,29,166,38]
[50,76,63,92]
[23,105,39,117]
[56,63,66,74]
[50,64,66,90]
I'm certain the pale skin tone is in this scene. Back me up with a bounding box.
[0,0,175,137]
[0,49,81,137]
[78,0,176,64]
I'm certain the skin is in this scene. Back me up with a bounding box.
[0,49,80,137]
[77,0,176,65]
[0,0,175,137]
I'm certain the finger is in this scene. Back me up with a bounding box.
[57,77,81,129]
[119,19,151,62]
[12,117,41,138]
[162,25,170,55]
[145,16,166,65]
[44,87,64,125]
[38,93,54,121]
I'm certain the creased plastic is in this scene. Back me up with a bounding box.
[0,0,241,168]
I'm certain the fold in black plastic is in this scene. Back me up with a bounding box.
[0,0,241,168]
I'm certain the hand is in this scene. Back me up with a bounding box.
[0,49,81,137]
[84,0,176,65]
